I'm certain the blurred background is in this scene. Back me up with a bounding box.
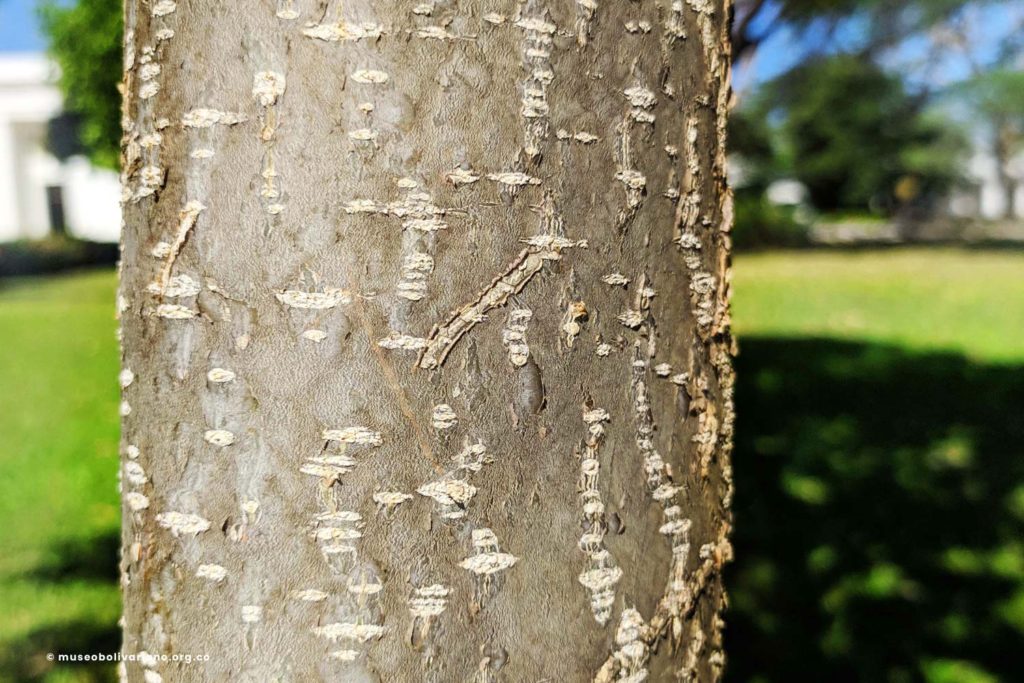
[0,0,1022,681]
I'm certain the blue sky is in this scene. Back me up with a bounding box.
[1,0,798,83]
[0,0,46,52]
[3,0,1017,90]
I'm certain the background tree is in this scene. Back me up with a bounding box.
[40,0,122,170]
[116,1,735,681]
[771,56,964,214]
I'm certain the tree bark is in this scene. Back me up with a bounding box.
[995,120,1019,220]
[118,1,735,681]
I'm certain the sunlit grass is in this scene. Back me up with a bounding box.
[732,248,1024,363]
[0,270,119,682]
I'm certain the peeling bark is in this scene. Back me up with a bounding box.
[118,1,735,681]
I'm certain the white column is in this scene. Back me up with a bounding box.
[0,117,20,240]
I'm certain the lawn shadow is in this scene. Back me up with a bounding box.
[28,532,120,584]
[1,530,120,682]
[726,337,1024,682]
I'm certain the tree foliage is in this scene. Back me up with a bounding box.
[739,56,966,214]
[40,0,122,170]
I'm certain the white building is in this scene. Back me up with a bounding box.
[949,147,1024,220]
[0,53,120,243]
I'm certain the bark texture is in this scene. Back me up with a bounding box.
[118,1,735,681]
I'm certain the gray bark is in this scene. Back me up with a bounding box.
[118,1,736,681]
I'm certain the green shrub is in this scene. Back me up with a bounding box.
[0,236,118,277]
[732,192,811,250]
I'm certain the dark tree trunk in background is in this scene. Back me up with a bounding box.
[996,121,1019,219]
[117,1,735,680]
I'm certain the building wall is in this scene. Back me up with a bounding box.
[0,53,120,243]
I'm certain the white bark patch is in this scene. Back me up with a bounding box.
[410,583,449,643]
[252,71,286,106]
[431,404,458,431]
[675,117,704,248]
[253,71,286,215]
[313,623,385,642]
[689,272,717,332]
[241,605,262,623]
[619,283,698,631]
[452,441,491,472]
[302,22,384,42]
[446,167,479,186]
[664,0,687,41]
[321,426,383,446]
[151,0,176,16]
[147,274,200,298]
[501,308,532,367]
[618,309,644,329]
[124,461,148,486]
[561,301,587,348]
[154,304,197,319]
[347,572,383,596]
[156,511,211,536]
[275,0,298,20]
[397,252,434,302]
[348,128,378,142]
[206,368,236,383]
[301,455,355,479]
[329,650,360,661]
[417,478,477,510]
[482,12,506,25]
[414,26,458,40]
[486,171,541,188]
[125,491,150,511]
[516,15,556,157]
[410,584,449,618]
[576,408,623,625]
[351,69,389,84]
[372,491,413,511]
[461,528,518,575]
[595,608,650,682]
[203,429,236,447]
[139,83,160,101]
[274,288,352,310]
[135,165,164,199]
[602,272,630,287]
[181,109,247,128]
[378,333,429,350]
[575,0,598,45]
[290,589,328,601]
[153,200,205,296]
[301,329,328,342]
[624,20,653,34]
[196,564,228,582]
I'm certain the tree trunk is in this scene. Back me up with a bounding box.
[993,118,1020,220]
[118,1,735,681]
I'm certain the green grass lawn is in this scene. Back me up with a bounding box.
[732,248,1024,363]
[1,248,1023,682]
[0,271,120,683]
